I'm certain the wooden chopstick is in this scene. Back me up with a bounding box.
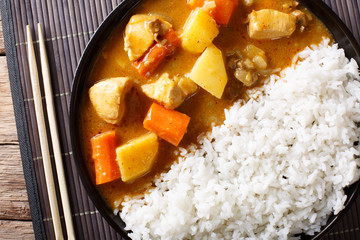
[37,23,76,240]
[26,25,63,239]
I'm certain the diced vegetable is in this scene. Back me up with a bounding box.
[189,44,228,98]
[143,102,191,146]
[181,9,219,53]
[133,44,167,77]
[91,131,121,185]
[252,55,267,69]
[243,58,255,69]
[186,0,238,25]
[245,44,266,59]
[244,45,267,70]
[187,0,205,8]
[89,77,132,125]
[133,28,180,77]
[116,133,159,182]
[234,69,257,86]
[211,0,238,25]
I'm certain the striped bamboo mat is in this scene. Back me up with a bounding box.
[1,0,360,239]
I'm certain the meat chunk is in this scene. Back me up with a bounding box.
[248,9,296,40]
[282,1,299,12]
[141,73,183,109]
[89,77,132,124]
[292,10,309,32]
[141,73,197,109]
[124,14,172,62]
[227,44,268,87]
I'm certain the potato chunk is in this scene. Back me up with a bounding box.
[248,9,296,39]
[89,77,132,125]
[181,9,219,53]
[116,133,159,183]
[189,44,228,99]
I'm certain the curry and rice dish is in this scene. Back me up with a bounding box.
[81,0,331,205]
[79,0,360,239]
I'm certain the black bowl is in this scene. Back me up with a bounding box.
[70,0,360,239]
[70,1,144,238]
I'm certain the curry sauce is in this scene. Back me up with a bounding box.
[79,0,332,209]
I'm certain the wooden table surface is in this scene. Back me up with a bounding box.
[1,9,360,240]
[0,15,35,238]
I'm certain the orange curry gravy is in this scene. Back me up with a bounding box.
[79,0,332,209]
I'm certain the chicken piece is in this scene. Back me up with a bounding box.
[89,77,132,125]
[124,15,155,62]
[124,14,172,62]
[141,73,184,109]
[248,9,296,40]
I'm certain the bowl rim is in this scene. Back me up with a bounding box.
[296,1,360,238]
[70,0,144,238]
[70,0,360,239]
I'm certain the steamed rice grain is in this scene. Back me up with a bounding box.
[120,40,360,240]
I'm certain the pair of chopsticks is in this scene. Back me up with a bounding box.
[26,23,75,240]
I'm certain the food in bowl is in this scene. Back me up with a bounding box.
[77,0,360,239]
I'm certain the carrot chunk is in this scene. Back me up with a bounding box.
[91,131,121,185]
[133,43,167,78]
[212,0,238,25]
[133,28,180,78]
[187,0,238,25]
[187,0,205,8]
[143,103,190,146]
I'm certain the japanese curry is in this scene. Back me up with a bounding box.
[79,0,332,210]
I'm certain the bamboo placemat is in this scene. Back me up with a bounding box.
[1,0,360,239]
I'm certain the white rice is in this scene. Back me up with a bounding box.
[120,39,360,240]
